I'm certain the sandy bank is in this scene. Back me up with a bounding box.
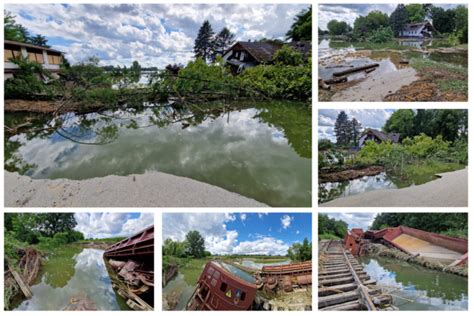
[320,168,467,207]
[332,67,418,101]
[5,171,267,207]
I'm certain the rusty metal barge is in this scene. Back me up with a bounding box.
[187,260,312,311]
[104,225,154,311]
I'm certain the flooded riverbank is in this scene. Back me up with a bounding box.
[14,247,128,311]
[360,256,468,310]
[318,38,468,101]
[5,100,311,207]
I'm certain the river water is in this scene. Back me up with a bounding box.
[5,100,311,207]
[14,247,128,311]
[360,256,468,310]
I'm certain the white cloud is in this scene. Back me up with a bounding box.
[6,3,309,67]
[324,212,377,231]
[74,212,153,239]
[281,215,293,230]
[240,214,247,221]
[163,213,290,256]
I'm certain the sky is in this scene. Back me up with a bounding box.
[319,109,394,142]
[5,3,310,67]
[162,212,312,256]
[318,3,467,30]
[74,212,153,239]
[323,212,377,231]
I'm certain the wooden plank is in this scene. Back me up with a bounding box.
[333,63,379,77]
[318,279,377,296]
[319,288,380,308]
[320,301,363,311]
[9,266,32,299]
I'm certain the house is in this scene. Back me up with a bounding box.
[4,39,64,80]
[358,128,400,148]
[222,40,311,73]
[399,21,436,38]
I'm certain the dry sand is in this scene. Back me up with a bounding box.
[5,171,267,207]
[320,168,467,207]
[332,67,418,101]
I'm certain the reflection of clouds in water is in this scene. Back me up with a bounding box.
[323,173,397,198]
[17,248,119,311]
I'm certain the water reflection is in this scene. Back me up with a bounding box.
[318,172,397,203]
[16,248,122,311]
[361,257,468,310]
[5,101,311,207]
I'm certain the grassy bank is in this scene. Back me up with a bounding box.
[318,233,341,241]
[163,256,210,286]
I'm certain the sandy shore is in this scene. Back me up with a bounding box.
[5,171,267,207]
[332,67,418,101]
[320,168,468,207]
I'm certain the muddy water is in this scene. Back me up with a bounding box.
[15,247,128,311]
[360,256,468,310]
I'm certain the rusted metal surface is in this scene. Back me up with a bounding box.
[261,261,312,275]
[104,225,154,258]
[187,261,257,311]
[256,261,312,294]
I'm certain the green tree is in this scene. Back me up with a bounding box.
[389,4,410,36]
[29,34,50,47]
[383,109,415,140]
[213,27,235,57]
[349,118,362,147]
[130,60,142,82]
[353,11,389,40]
[327,20,351,36]
[36,213,77,237]
[272,45,304,66]
[454,5,468,44]
[194,20,215,62]
[406,4,427,23]
[287,238,312,261]
[286,6,312,41]
[334,111,351,146]
[4,11,28,42]
[318,214,348,239]
[185,230,205,258]
[431,7,455,34]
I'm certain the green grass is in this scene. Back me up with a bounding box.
[439,228,468,239]
[77,237,125,244]
[410,58,468,95]
[318,233,342,241]
[178,258,210,285]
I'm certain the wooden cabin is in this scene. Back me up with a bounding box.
[399,21,436,38]
[4,39,64,80]
[222,41,311,73]
[358,128,400,148]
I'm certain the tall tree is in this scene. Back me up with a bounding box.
[327,20,351,36]
[29,34,50,47]
[405,4,427,23]
[286,6,312,41]
[383,109,415,140]
[431,7,455,34]
[389,4,410,36]
[213,27,235,57]
[185,230,205,258]
[334,111,352,146]
[194,20,215,62]
[287,238,312,262]
[4,11,29,42]
[349,118,362,147]
[36,213,77,237]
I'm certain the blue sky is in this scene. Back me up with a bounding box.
[163,213,312,256]
[319,109,395,142]
[5,3,309,67]
[74,212,153,239]
[318,3,467,30]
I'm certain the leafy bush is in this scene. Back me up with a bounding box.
[272,45,304,66]
[368,26,394,43]
[318,139,334,151]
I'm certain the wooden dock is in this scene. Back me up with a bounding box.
[318,240,396,311]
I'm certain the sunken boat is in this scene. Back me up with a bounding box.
[103,225,154,310]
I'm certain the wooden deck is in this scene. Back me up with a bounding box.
[318,240,396,311]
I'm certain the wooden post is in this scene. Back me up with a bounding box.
[8,265,33,299]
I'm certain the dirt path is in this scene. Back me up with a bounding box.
[5,171,267,207]
[332,67,418,101]
[320,168,467,207]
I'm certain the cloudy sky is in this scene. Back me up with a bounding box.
[5,3,309,67]
[319,109,394,142]
[74,212,153,239]
[162,212,312,256]
[323,212,377,231]
[318,3,466,30]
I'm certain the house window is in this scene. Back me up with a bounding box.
[27,50,45,64]
[4,49,21,62]
[48,54,62,65]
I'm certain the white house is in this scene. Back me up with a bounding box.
[4,39,64,80]
[399,21,436,38]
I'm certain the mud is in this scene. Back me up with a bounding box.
[319,166,384,183]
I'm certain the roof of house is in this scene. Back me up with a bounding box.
[224,40,311,63]
[4,39,64,54]
[403,21,436,33]
[362,128,400,143]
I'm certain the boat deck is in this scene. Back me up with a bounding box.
[392,234,463,263]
